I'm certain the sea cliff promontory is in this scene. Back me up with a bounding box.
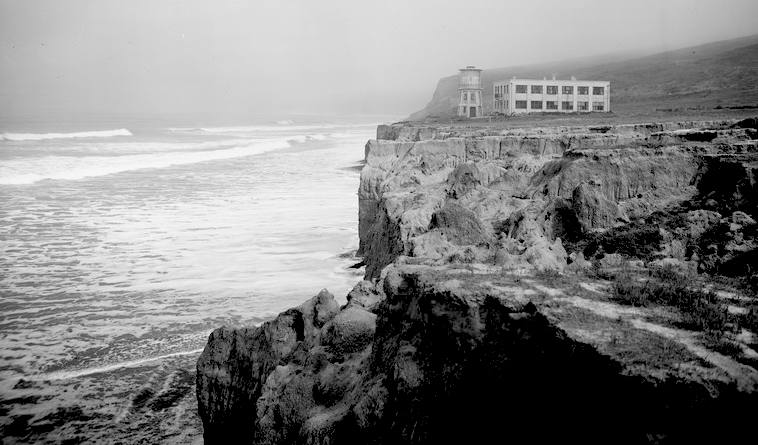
[197,117,758,443]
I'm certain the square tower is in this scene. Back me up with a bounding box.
[458,66,483,118]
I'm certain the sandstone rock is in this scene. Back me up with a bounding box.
[428,202,492,246]
[321,306,377,356]
[346,280,384,310]
[199,264,758,444]
[446,162,482,199]
[572,182,621,231]
[196,289,339,442]
[568,251,593,271]
[731,211,756,227]
[409,230,455,260]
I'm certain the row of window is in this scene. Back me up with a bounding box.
[511,85,605,95]
[513,100,605,111]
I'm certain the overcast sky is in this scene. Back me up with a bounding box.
[1,0,757,119]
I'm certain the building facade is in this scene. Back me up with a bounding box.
[493,78,610,114]
[458,66,483,118]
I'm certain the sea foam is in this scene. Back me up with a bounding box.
[0,138,291,185]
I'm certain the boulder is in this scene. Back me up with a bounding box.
[321,306,377,356]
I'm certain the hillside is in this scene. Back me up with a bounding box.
[410,34,758,120]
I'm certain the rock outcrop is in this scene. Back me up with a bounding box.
[197,265,758,444]
[359,119,757,280]
[197,118,758,444]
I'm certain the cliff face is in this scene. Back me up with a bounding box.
[197,118,758,444]
[359,120,757,280]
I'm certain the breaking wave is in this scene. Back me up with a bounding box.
[0,138,291,185]
[1,128,133,141]
[33,349,205,381]
[167,123,372,135]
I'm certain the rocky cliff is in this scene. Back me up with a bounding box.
[197,118,758,444]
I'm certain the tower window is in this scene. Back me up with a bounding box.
[562,86,573,94]
[515,100,527,109]
[593,87,605,95]
[531,85,543,94]
[516,85,528,93]
[577,86,589,95]
[577,101,589,111]
[546,86,558,95]
[592,101,605,111]
[546,101,558,110]
[562,101,573,110]
[531,101,543,109]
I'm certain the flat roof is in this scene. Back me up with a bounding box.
[494,78,609,84]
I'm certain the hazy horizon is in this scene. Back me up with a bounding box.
[2,0,758,120]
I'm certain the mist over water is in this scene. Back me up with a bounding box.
[0,115,382,442]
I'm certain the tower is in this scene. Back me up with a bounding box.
[457,66,483,118]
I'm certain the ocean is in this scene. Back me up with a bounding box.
[0,114,384,443]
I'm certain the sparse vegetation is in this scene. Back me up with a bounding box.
[534,268,563,285]
[611,266,730,333]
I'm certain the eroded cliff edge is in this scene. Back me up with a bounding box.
[197,118,758,444]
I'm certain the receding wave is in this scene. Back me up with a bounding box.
[0,139,290,185]
[1,128,133,141]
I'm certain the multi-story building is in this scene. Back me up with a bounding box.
[493,77,610,114]
[457,66,483,118]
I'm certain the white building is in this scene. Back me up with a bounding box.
[457,66,483,118]
[493,77,610,114]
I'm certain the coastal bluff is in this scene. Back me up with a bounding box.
[197,118,758,443]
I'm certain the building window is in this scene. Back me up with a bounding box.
[593,101,605,111]
[562,101,574,110]
[562,86,573,94]
[531,85,543,94]
[516,85,527,94]
[577,101,589,111]
[577,86,589,95]
[531,101,543,109]
[546,101,558,110]
[593,87,605,95]
[546,85,558,95]
[515,100,527,109]
[463,92,468,101]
